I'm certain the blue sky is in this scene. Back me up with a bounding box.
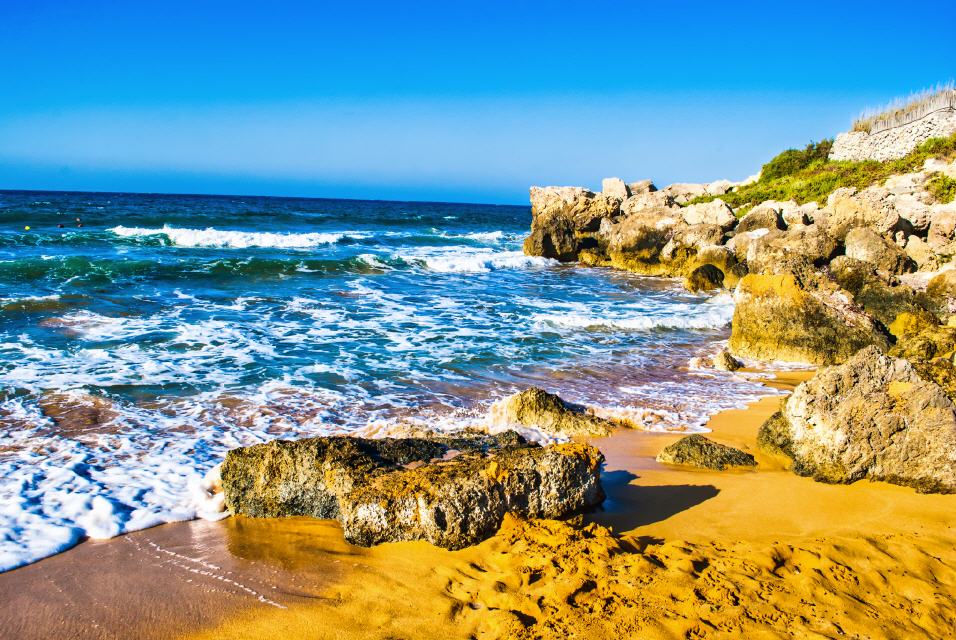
[1,1,954,204]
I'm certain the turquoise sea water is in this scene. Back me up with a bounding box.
[0,190,772,571]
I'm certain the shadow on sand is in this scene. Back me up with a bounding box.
[589,469,719,532]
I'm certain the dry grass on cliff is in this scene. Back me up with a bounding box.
[688,132,956,211]
[852,83,956,134]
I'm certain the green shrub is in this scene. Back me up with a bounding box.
[687,132,956,209]
[928,173,956,203]
[759,140,833,181]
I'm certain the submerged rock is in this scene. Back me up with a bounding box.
[656,434,756,470]
[490,387,616,437]
[711,348,742,371]
[758,346,956,493]
[221,433,605,549]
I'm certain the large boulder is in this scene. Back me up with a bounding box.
[490,387,616,437]
[746,224,838,275]
[736,206,785,234]
[759,346,956,493]
[222,433,606,548]
[656,434,756,470]
[680,199,736,230]
[729,273,890,365]
[339,443,604,549]
[822,187,911,240]
[601,177,629,200]
[524,187,620,261]
[843,227,913,274]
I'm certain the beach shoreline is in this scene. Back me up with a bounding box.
[3,370,954,639]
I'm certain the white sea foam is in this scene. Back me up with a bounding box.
[109,225,368,249]
[533,293,734,332]
[402,248,558,273]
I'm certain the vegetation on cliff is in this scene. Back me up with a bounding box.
[688,132,956,210]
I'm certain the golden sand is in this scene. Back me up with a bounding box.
[2,372,954,639]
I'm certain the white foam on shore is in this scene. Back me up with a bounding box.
[109,225,369,249]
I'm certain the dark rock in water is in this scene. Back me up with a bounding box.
[221,432,605,548]
[684,263,724,292]
[656,434,756,470]
[340,443,605,549]
[711,348,742,371]
[491,387,616,436]
[758,346,956,493]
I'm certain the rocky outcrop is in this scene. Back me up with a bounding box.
[489,387,616,437]
[729,273,890,365]
[736,206,784,234]
[221,433,606,548]
[524,187,620,261]
[684,263,724,291]
[758,346,956,493]
[656,434,756,470]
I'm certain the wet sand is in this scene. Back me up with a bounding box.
[2,371,955,639]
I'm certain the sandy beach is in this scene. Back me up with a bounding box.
[2,371,953,639]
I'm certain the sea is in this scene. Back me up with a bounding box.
[0,190,777,571]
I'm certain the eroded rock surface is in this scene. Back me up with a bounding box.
[758,346,956,493]
[222,432,606,548]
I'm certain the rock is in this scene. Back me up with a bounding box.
[888,315,956,362]
[660,182,708,205]
[490,387,616,437]
[843,227,914,274]
[222,432,528,519]
[620,191,676,214]
[339,442,605,549]
[711,348,742,371]
[680,199,736,230]
[822,187,910,240]
[736,205,785,234]
[760,346,956,493]
[926,270,956,314]
[685,264,724,292]
[904,236,940,271]
[746,225,838,275]
[222,434,605,549]
[828,256,938,327]
[728,273,890,365]
[603,211,675,274]
[524,187,620,261]
[601,177,629,200]
[706,179,734,196]
[627,179,656,195]
[927,204,956,255]
[656,434,756,470]
[725,228,769,263]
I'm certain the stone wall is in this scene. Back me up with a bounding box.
[829,108,956,162]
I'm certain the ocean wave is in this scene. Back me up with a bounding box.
[109,225,370,249]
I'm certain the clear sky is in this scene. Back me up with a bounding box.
[1,0,954,204]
